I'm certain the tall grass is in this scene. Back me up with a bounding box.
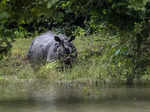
[0,32,149,86]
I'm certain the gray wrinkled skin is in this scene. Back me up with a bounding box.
[27,31,77,66]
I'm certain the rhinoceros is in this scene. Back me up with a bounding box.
[27,31,77,66]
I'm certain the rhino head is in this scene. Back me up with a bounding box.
[47,35,77,65]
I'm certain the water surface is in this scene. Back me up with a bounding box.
[0,81,150,112]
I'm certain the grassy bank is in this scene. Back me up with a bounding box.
[0,33,150,86]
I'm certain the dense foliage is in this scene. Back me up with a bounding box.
[1,0,150,84]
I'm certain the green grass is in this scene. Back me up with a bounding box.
[0,34,116,84]
[0,33,149,86]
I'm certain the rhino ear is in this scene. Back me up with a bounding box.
[68,36,75,42]
[54,36,61,43]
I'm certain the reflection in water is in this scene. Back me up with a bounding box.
[0,100,150,112]
[0,81,150,112]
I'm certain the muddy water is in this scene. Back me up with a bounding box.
[0,100,150,112]
[0,81,150,112]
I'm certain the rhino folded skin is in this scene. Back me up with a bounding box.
[27,31,77,66]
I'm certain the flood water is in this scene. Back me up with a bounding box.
[0,81,150,112]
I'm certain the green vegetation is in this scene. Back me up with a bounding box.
[1,0,150,85]
[0,31,150,86]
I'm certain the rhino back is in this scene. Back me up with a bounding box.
[28,32,67,60]
[32,31,67,46]
[28,32,55,60]
[32,32,55,46]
